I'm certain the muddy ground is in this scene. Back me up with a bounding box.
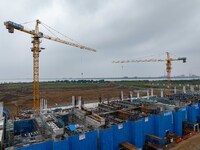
[171,133,200,150]
[0,81,147,117]
[1,79,199,118]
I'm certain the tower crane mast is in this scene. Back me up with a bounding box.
[4,19,96,113]
[113,52,186,95]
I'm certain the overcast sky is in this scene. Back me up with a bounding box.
[0,0,200,80]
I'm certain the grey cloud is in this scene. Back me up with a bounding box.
[0,0,200,80]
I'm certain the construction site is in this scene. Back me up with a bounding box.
[1,84,200,150]
[1,18,200,150]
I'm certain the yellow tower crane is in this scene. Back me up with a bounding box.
[4,19,96,113]
[113,52,186,95]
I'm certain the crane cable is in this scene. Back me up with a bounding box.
[40,22,81,45]
[132,52,165,60]
[40,23,59,39]
[20,20,35,24]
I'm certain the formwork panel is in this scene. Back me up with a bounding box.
[99,128,113,150]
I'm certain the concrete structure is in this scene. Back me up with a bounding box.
[161,89,164,98]
[3,90,200,150]
[121,91,124,101]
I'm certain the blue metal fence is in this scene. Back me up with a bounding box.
[173,110,182,136]
[154,111,174,144]
[53,139,69,150]
[16,104,200,150]
[142,116,155,144]
[18,141,53,150]
[68,130,98,150]
[131,119,143,149]
[99,128,113,150]
[180,107,188,121]
[112,122,132,150]
[187,104,199,122]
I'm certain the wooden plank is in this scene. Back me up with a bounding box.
[147,134,162,141]
[120,142,138,150]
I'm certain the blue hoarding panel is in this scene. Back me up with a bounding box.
[155,111,174,145]
[99,128,113,150]
[53,139,69,150]
[199,103,200,115]
[18,141,53,150]
[173,110,182,136]
[142,116,155,144]
[164,111,174,133]
[187,104,199,122]
[130,116,155,148]
[112,122,132,150]
[69,130,98,150]
[131,120,143,149]
[154,115,164,142]
[15,104,200,150]
[180,107,187,121]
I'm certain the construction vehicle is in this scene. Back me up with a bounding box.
[113,52,186,95]
[4,19,96,113]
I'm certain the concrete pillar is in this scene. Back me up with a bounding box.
[40,99,42,113]
[78,96,81,109]
[81,99,84,107]
[174,87,177,94]
[121,91,124,101]
[129,91,133,99]
[137,91,140,98]
[72,96,75,107]
[43,99,45,110]
[151,88,153,97]
[40,98,44,111]
[45,99,47,109]
[0,102,3,119]
[44,99,47,113]
[161,89,164,98]
[147,90,150,99]
[44,99,45,110]
[42,99,44,110]
[183,86,186,94]
[190,85,194,92]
